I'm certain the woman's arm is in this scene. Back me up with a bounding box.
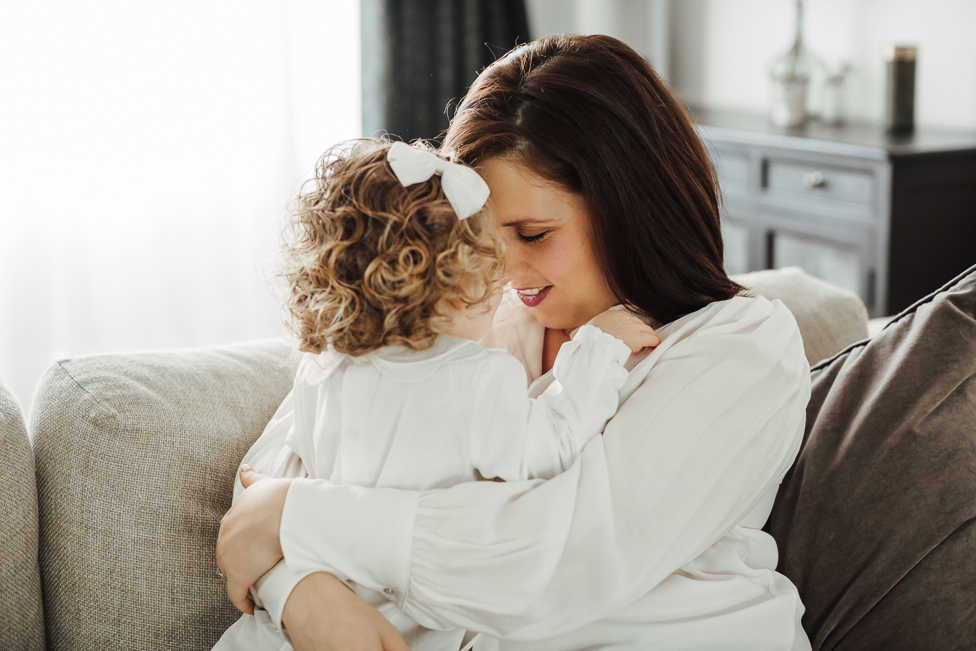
[220,468,410,651]
[282,570,410,651]
[217,390,318,622]
[218,468,293,614]
[278,298,811,640]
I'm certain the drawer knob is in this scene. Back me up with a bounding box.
[803,171,828,189]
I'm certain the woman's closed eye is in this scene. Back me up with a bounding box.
[518,230,549,243]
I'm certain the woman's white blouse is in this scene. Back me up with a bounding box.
[255,292,813,650]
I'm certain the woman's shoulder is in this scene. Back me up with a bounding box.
[629,293,807,387]
[614,292,810,443]
[661,293,800,344]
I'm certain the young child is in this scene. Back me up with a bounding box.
[214,139,659,650]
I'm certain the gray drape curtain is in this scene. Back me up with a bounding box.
[361,0,531,143]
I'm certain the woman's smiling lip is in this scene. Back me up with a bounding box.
[514,285,552,307]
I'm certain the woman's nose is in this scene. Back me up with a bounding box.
[504,256,527,283]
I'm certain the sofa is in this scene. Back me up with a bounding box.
[3,266,974,650]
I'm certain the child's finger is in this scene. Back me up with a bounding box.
[639,325,660,346]
[635,332,660,351]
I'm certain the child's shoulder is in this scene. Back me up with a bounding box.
[361,336,491,381]
[295,349,345,386]
[462,345,530,389]
[474,344,524,368]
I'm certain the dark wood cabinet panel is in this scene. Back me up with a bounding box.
[691,106,976,317]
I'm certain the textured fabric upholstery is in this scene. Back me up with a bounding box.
[30,338,293,651]
[766,265,976,650]
[734,267,870,365]
[0,379,46,651]
[29,266,965,650]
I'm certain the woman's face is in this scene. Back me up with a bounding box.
[479,158,617,332]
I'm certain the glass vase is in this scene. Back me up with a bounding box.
[769,0,821,127]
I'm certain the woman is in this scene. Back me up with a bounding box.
[217,34,811,650]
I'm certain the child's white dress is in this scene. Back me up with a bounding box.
[214,325,633,651]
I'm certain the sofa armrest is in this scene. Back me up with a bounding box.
[0,379,45,651]
[29,338,293,651]
[733,267,869,365]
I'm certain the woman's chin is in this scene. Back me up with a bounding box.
[530,309,585,333]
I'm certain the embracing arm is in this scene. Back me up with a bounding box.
[278,298,811,640]
[280,572,411,651]
[219,391,412,651]
[219,390,313,621]
[472,324,637,481]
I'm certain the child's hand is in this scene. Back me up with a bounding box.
[587,309,660,353]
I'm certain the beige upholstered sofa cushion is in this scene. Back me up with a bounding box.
[30,339,293,651]
[0,379,45,651]
[734,267,870,365]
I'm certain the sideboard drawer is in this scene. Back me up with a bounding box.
[763,158,875,219]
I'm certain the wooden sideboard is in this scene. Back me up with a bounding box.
[690,106,976,317]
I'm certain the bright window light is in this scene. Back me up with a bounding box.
[0,1,361,410]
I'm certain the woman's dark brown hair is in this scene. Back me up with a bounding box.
[443,34,743,325]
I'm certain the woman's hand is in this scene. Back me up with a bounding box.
[216,465,293,614]
[283,572,411,651]
[587,309,660,352]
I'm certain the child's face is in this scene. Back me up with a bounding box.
[441,287,503,342]
[468,289,503,339]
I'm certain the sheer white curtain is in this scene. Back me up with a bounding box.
[0,1,361,411]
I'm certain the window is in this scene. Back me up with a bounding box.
[0,0,361,409]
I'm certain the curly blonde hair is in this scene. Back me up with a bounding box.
[278,139,505,357]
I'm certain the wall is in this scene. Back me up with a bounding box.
[529,0,976,129]
[0,1,361,411]
[527,0,672,78]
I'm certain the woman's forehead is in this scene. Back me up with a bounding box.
[480,158,583,223]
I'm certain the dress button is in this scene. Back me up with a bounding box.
[345,426,359,439]
[383,587,395,595]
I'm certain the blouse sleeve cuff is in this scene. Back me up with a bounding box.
[252,560,317,631]
[280,478,419,609]
[571,323,633,366]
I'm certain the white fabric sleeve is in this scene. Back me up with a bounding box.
[279,299,811,640]
[469,324,633,481]
[230,390,317,631]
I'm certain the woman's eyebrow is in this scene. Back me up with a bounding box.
[498,218,560,229]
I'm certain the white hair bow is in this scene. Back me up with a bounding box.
[386,141,490,219]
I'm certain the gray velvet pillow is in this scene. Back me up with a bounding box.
[766,265,976,650]
[0,379,45,651]
[30,339,293,651]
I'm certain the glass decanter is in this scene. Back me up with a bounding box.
[769,0,821,127]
